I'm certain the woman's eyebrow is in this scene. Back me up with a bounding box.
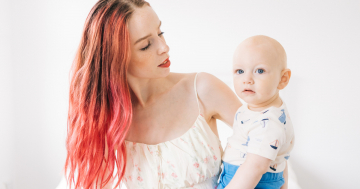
[134,21,162,45]
[135,34,151,45]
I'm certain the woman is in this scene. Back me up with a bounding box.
[65,0,241,188]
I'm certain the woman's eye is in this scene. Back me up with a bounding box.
[158,31,164,36]
[256,69,265,74]
[141,43,151,51]
[236,69,244,74]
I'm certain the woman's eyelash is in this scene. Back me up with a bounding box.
[140,32,164,51]
[141,43,151,51]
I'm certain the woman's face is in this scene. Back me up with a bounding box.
[127,6,170,79]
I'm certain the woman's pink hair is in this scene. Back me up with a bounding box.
[65,0,148,188]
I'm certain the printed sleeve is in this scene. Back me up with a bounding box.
[247,118,286,161]
[233,107,244,128]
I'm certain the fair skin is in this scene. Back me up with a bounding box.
[101,5,241,189]
[225,35,291,189]
[125,5,240,144]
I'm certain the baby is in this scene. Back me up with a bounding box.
[218,35,295,189]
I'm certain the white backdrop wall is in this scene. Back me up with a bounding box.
[0,0,14,188]
[1,0,359,189]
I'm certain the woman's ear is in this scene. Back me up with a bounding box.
[277,69,291,90]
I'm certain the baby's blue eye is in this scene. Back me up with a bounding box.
[236,69,244,74]
[256,69,265,74]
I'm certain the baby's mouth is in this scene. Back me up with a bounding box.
[243,89,255,93]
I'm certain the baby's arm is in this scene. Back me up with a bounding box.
[280,161,288,189]
[225,153,271,189]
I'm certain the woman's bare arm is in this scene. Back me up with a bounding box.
[96,137,114,189]
[97,177,113,189]
[196,72,242,127]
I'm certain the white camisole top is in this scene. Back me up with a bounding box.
[121,73,223,189]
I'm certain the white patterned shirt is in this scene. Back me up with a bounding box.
[222,102,295,173]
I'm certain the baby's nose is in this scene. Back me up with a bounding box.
[243,76,254,84]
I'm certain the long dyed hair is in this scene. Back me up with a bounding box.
[65,0,149,188]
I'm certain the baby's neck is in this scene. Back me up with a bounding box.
[247,93,282,112]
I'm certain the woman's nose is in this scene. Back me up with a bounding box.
[157,38,169,55]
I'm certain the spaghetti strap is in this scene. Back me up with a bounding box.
[194,73,201,115]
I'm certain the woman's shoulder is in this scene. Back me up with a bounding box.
[195,72,242,125]
[167,72,228,94]
[167,72,221,91]
[195,72,229,95]
[167,72,198,88]
[168,72,219,86]
[167,72,241,126]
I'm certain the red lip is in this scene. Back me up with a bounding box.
[158,58,170,68]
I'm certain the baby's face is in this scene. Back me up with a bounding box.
[233,44,283,106]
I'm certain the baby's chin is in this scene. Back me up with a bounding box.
[245,95,282,111]
[240,96,268,107]
[238,94,256,102]
[246,102,270,111]
[240,97,260,107]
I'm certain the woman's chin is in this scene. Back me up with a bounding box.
[156,68,171,78]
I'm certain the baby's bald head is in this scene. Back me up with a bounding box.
[234,35,287,71]
[232,35,291,107]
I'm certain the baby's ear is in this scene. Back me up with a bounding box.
[277,69,291,90]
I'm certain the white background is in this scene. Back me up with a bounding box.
[1,0,360,189]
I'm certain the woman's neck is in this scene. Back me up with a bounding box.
[127,74,172,108]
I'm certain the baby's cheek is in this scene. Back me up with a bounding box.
[233,81,243,96]
[259,81,275,96]
[234,86,242,97]
[265,83,278,97]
